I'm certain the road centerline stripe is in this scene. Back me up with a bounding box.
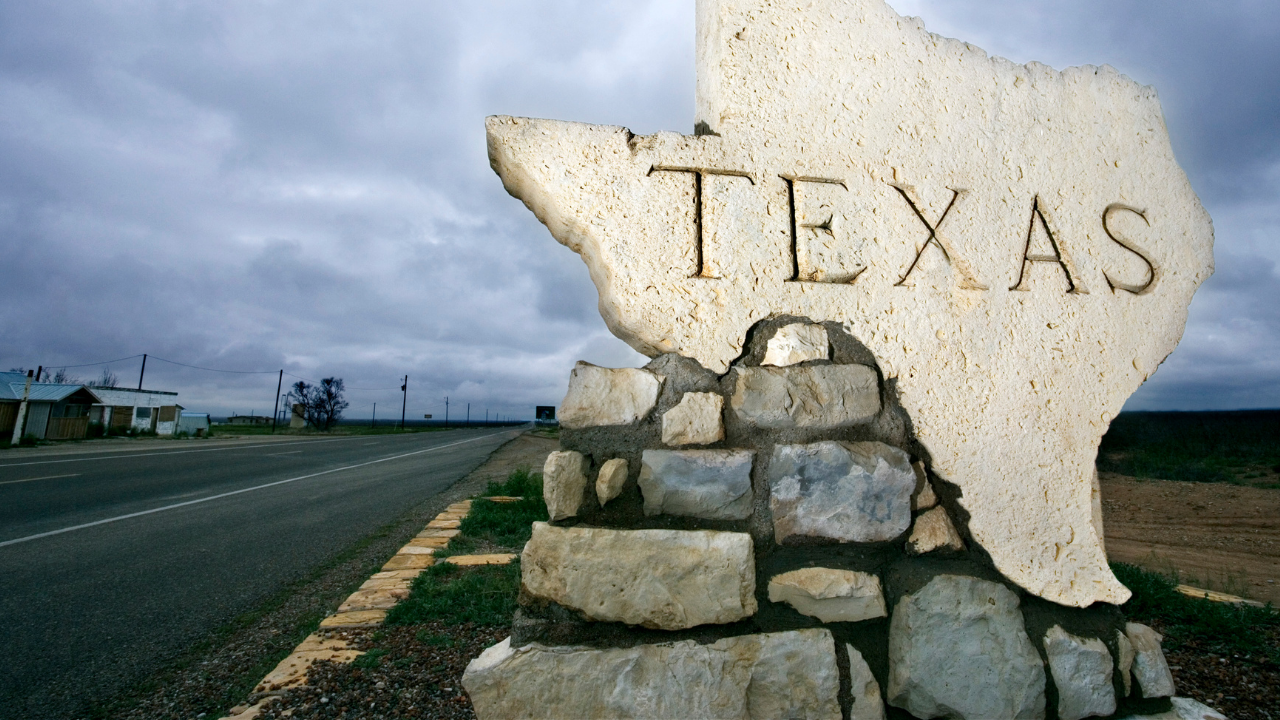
[0,473,81,486]
[0,430,519,549]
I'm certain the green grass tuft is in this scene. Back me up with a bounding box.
[483,465,543,498]
[385,561,521,627]
[351,648,387,669]
[1113,562,1279,662]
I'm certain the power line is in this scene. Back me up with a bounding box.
[42,354,144,369]
[149,356,279,375]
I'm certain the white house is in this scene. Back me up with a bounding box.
[89,387,183,435]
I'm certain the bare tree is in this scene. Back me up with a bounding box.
[287,377,348,431]
[50,368,79,384]
[88,368,119,388]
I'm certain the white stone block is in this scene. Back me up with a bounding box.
[463,629,841,720]
[595,458,627,506]
[888,575,1045,720]
[763,323,829,367]
[846,644,887,720]
[768,568,886,623]
[1044,626,1116,720]
[1125,623,1176,699]
[520,523,757,630]
[559,362,662,429]
[542,451,587,521]
[661,391,725,445]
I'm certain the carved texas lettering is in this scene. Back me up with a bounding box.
[780,175,856,283]
[1102,204,1157,294]
[1010,196,1086,294]
[648,165,754,279]
[890,185,987,290]
[645,167,1148,297]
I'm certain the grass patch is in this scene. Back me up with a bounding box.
[387,467,547,627]
[1114,562,1280,662]
[483,465,543,498]
[1098,410,1280,486]
[386,562,522,627]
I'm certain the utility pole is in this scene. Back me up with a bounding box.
[466,403,470,427]
[444,397,449,428]
[372,402,376,428]
[10,370,33,445]
[400,375,408,430]
[486,409,489,426]
[271,369,283,434]
[137,354,147,390]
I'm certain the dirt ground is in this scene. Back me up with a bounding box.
[1100,471,1280,605]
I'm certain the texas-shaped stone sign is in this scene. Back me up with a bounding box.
[487,0,1213,608]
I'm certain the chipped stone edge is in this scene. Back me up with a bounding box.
[219,498,515,719]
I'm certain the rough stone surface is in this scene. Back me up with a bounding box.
[769,441,915,543]
[595,457,628,506]
[911,462,938,511]
[1118,698,1227,720]
[639,449,754,520]
[763,323,830,367]
[731,365,880,430]
[906,506,966,555]
[1125,622,1176,699]
[1044,625,1116,720]
[846,644,887,720]
[542,450,587,521]
[559,362,663,429]
[767,568,886,623]
[1116,629,1136,697]
[888,574,1046,720]
[486,0,1215,607]
[463,629,840,720]
[520,522,757,630]
[661,391,725,445]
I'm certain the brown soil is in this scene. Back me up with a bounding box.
[1100,471,1280,605]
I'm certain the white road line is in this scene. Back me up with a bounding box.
[0,473,81,486]
[0,430,517,549]
[0,432,443,468]
[267,451,302,456]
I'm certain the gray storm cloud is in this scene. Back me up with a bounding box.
[0,0,1276,416]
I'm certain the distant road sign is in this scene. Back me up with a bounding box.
[424,414,433,419]
[535,406,556,421]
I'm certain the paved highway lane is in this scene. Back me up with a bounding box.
[0,428,521,718]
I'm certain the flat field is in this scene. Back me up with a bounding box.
[1099,410,1280,604]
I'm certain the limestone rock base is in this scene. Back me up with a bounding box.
[463,630,841,720]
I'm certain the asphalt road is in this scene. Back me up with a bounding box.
[0,427,521,719]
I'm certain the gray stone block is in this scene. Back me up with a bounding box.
[1126,623,1176,699]
[639,449,754,520]
[731,364,880,429]
[887,574,1046,720]
[769,441,915,543]
[1044,625,1116,720]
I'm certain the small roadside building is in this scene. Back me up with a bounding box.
[177,413,211,437]
[1,372,104,440]
[1,372,186,440]
[89,387,184,435]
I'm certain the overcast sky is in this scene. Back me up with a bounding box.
[1,0,1277,419]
